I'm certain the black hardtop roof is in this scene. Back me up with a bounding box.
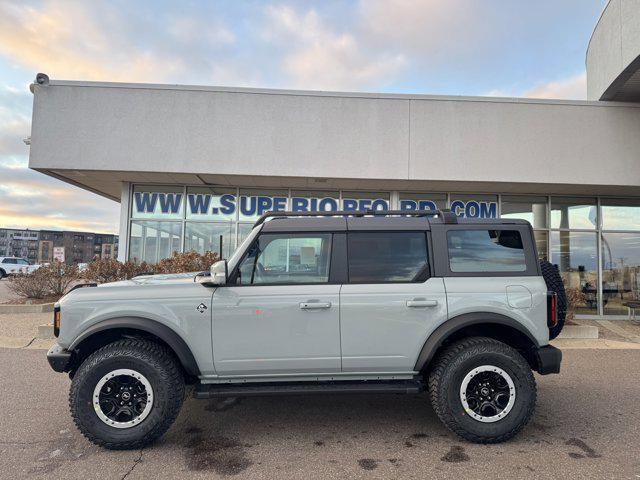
[257,210,531,232]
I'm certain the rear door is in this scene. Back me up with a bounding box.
[212,232,342,376]
[339,231,447,372]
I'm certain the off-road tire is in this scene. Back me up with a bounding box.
[539,260,567,339]
[428,337,536,444]
[69,338,185,450]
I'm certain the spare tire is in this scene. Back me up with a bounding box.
[539,260,567,339]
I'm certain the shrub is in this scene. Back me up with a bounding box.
[7,269,51,299]
[565,287,586,323]
[81,258,152,284]
[41,260,80,297]
[154,251,219,274]
[7,251,222,299]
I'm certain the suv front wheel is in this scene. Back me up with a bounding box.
[428,337,536,443]
[69,338,185,449]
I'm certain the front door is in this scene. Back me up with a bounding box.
[339,231,448,372]
[212,232,341,376]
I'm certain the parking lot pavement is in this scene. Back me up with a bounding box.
[0,278,16,303]
[1,348,639,480]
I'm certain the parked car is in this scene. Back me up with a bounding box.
[0,257,41,277]
[47,209,564,449]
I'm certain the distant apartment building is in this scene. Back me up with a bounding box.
[0,228,117,265]
[0,229,40,263]
[38,230,118,264]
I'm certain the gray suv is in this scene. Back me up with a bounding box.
[47,210,563,449]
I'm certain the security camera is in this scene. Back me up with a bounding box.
[35,73,49,85]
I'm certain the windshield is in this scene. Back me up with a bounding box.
[227,224,261,272]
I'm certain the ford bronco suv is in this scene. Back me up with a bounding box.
[47,210,564,449]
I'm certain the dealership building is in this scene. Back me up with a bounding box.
[27,0,640,318]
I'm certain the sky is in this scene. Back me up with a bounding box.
[0,0,607,234]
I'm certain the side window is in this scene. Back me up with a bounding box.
[447,230,526,273]
[235,234,332,285]
[2,258,13,264]
[18,259,30,265]
[347,232,429,283]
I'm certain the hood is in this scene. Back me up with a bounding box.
[98,272,200,288]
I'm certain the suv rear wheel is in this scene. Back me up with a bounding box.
[428,337,536,443]
[69,338,185,449]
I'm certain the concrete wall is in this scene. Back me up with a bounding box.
[29,81,640,194]
[587,0,640,100]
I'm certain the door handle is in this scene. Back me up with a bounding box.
[406,299,438,308]
[300,302,332,310]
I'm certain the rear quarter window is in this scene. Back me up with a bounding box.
[447,229,526,273]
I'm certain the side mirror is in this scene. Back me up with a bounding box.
[210,260,228,286]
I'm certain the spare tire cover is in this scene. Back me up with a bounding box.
[539,260,567,340]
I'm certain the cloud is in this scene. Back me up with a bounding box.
[0,160,119,232]
[358,0,491,60]
[0,0,239,84]
[0,85,31,156]
[263,5,406,90]
[523,73,587,100]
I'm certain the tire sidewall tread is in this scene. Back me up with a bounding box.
[428,337,536,444]
[69,338,185,450]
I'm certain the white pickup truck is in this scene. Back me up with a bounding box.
[0,257,41,277]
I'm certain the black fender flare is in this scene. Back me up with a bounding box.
[414,312,540,371]
[69,317,200,376]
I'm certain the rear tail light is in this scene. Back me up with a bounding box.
[547,292,557,329]
[53,306,60,337]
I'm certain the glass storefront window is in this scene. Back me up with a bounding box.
[551,231,598,314]
[501,195,548,228]
[399,192,447,211]
[550,197,597,230]
[237,189,289,222]
[601,199,640,231]
[129,221,182,264]
[131,186,184,220]
[601,232,640,315]
[341,191,390,211]
[186,187,236,222]
[184,222,234,259]
[235,223,256,255]
[533,230,548,262]
[450,194,498,218]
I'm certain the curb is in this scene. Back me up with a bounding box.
[0,303,55,314]
[557,325,599,339]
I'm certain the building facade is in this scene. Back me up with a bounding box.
[0,229,39,263]
[37,230,118,264]
[26,1,640,319]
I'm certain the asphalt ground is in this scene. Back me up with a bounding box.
[1,347,639,479]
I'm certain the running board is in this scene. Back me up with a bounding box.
[194,380,425,399]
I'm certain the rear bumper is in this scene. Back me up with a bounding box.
[535,345,562,375]
[47,344,72,373]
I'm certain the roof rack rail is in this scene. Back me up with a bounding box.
[253,209,458,227]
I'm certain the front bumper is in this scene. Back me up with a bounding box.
[47,344,72,373]
[535,345,562,375]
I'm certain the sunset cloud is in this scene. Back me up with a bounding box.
[524,73,587,100]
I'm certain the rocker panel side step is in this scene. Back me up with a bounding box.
[194,380,424,399]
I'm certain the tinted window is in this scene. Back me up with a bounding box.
[348,232,428,283]
[447,230,526,272]
[236,234,332,285]
[18,259,30,265]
